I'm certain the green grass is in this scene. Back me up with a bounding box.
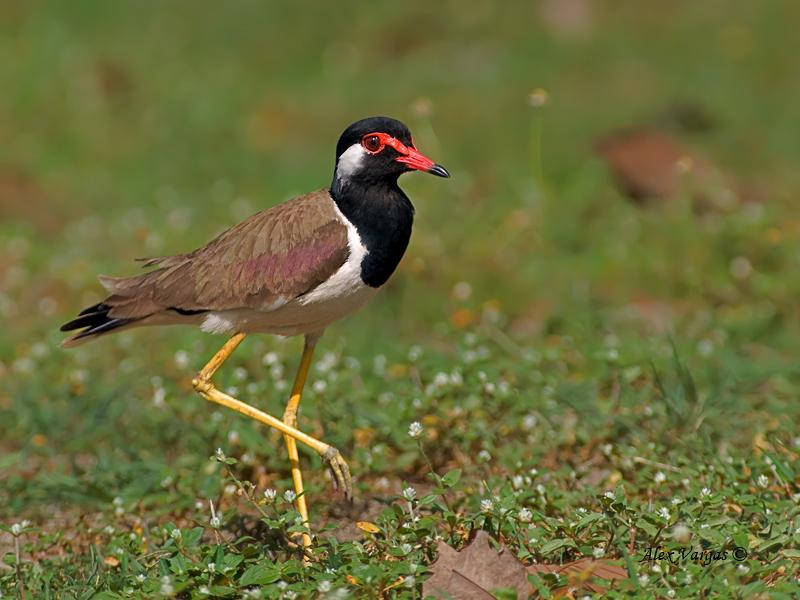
[2,1,800,598]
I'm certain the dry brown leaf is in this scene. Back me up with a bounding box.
[594,128,740,211]
[423,530,628,600]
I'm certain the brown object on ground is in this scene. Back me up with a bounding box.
[423,530,629,600]
[595,128,737,210]
[0,167,67,237]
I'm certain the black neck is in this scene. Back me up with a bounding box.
[331,177,414,288]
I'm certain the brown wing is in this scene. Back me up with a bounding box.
[99,189,349,319]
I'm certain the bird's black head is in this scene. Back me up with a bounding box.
[333,117,449,190]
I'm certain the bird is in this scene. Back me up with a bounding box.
[60,116,449,547]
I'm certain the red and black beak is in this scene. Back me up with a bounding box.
[365,132,449,178]
[396,147,450,178]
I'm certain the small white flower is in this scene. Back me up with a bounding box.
[318,580,332,593]
[737,564,749,574]
[214,448,226,461]
[757,474,769,489]
[262,352,279,365]
[604,492,615,500]
[477,450,492,463]
[666,589,675,598]
[685,572,693,585]
[654,471,666,484]
[136,574,147,583]
[699,523,709,529]
[285,591,298,600]
[227,430,240,444]
[277,581,288,590]
[284,490,297,503]
[659,507,670,519]
[409,562,418,573]
[518,508,533,523]
[199,587,211,595]
[10,523,23,536]
[400,542,413,554]
[601,444,613,455]
[593,546,605,558]
[170,528,182,540]
[449,370,463,386]
[264,489,277,503]
[671,523,691,543]
[313,380,327,393]
[210,516,220,528]
[174,350,190,369]
[103,525,115,535]
[512,475,524,489]
[433,372,449,387]
[672,497,683,506]
[408,422,424,439]
[404,575,416,589]
[651,564,662,573]
[207,562,216,572]
[536,484,546,496]
[373,354,386,375]
[699,487,711,499]
[159,575,174,597]
[480,499,494,513]
[403,487,417,502]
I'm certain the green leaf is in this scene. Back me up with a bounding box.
[733,532,749,550]
[208,586,237,597]
[239,564,280,586]
[761,448,796,487]
[442,469,462,488]
[759,534,790,553]
[782,549,800,559]
[576,512,604,528]
[540,538,567,555]
[183,526,204,547]
[3,552,17,566]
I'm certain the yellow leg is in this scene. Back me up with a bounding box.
[282,336,317,548]
[191,334,353,539]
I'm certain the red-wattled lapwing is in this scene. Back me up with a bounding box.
[60,116,449,546]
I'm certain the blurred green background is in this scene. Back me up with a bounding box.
[2,0,800,539]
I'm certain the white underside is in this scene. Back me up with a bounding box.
[187,203,378,338]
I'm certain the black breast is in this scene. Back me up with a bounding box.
[331,181,415,288]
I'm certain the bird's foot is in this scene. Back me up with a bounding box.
[320,446,353,501]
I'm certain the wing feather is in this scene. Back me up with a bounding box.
[99,189,349,318]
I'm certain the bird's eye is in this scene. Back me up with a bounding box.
[362,135,382,153]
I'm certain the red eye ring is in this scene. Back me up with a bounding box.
[362,135,383,153]
[361,132,411,156]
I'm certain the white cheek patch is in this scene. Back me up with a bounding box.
[335,143,367,181]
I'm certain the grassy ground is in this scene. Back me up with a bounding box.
[2,1,800,598]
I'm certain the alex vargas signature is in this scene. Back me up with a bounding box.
[640,546,748,565]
